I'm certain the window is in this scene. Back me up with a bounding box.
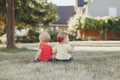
[76,7,87,16]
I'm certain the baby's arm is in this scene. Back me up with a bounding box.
[52,48,57,55]
[34,49,42,60]
[68,45,74,54]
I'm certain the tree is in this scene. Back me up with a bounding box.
[14,0,58,29]
[0,0,58,48]
[1,0,58,29]
[6,0,16,48]
[40,2,59,29]
[0,0,6,35]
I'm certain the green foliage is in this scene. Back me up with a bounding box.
[0,0,6,14]
[82,17,98,29]
[48,28,78,42]
[0,47,32,53]
[16,28,77,43]
[0,0,58,31]
[0,26,6,36]
[111,17,120,32]
[68,16,99,30]
[68,16,120,37]
[0,0,6,27]
[69,34,78,41]
[99,17,112,36]
[16,29,39,43]
[14,0,58,29]
[68,15,82,30]
[40,2,59,29]
[48,28,59,42]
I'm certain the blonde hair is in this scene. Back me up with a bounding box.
[39,32,51,43]
[57,31,68,43]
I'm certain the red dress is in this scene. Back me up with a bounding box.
[37,43,52,61]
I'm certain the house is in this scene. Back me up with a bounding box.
[51,0,120,29]
[75,0,88,16]
[50,6,75,30]
[75,0,120,40]
[75,0,120,17]
[88,0,120,17]
[50,0,120,40]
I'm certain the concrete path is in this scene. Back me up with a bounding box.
[71,41,120,51]
[1,41,120,51]
[17,41,120,51]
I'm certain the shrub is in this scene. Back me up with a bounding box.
[111,17,120,32]
[48,28,59,42]
[16,29,39,43]
[68,16,120,39]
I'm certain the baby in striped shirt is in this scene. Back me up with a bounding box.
[53,31,74,62]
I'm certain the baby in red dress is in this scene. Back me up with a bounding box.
[32,32,53,62]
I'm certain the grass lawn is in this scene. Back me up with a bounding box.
[0,47,120,80]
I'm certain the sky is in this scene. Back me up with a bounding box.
[47,0,75,6]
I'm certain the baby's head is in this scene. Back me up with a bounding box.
[57,31,69,43]
[39,32,51,43]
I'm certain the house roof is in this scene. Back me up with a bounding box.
[77,0,87,7]
[53,6,75,25]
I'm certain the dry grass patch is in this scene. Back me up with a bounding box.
[0,48,120,80]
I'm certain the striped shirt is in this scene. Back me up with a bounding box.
[54,43,72,60]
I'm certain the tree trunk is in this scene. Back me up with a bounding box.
[6,0,16,48]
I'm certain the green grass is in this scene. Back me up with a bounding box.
[0,47,35,53]
[0,49,120,80]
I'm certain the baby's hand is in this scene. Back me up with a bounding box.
[71,45,75,49]
[68,45,74,54]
